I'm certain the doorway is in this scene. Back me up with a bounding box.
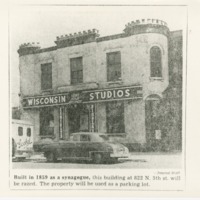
[68,104,89,134]
[145,95,161,148]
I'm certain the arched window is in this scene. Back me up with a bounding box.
[150,46,162,77]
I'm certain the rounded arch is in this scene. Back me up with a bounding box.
[149,46,163,78]
[147,43,165,55]
[144,94,162,101]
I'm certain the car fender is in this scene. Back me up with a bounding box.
[43,144,59,157]
[87,143,113,159]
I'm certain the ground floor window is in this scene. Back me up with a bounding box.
[39,107,54,137]
[106,101,125,134]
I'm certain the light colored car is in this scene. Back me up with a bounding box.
[39,132,129,164]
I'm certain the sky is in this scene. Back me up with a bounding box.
[10,5,187,107]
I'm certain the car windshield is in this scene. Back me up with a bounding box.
[99,135,109,141]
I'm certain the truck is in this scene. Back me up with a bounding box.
[12,119,34,160]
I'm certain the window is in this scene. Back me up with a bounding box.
[107,51,121,82]
[18,127,23,136]
[27,128,31,137]
[80,135,90,142]
[70,57,83,84]
[41,63,52,90]
[40,107,54,136]
[150,46,162,77]
[73,134,80,141]
[106,101,125,133]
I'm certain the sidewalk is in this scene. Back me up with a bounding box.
[24,151,182,162]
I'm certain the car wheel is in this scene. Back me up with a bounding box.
[12,138,16,157]
[93,153,103,164]
[46,152,57,162]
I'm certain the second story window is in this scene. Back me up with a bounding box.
[41,63,52,90]
[70,57,83,84]
[150,46,162,78]
[107,51,121,82]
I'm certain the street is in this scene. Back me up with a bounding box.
[12,152,182,169]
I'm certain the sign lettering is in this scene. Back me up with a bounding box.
[22,86,142,108]
[82,86,142,103]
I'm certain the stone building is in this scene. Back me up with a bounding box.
[12,107,21,120]
[17,19,182,151]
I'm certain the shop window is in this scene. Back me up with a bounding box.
[106,101,125,133]
[150,46,162,77]
[41,63,52,90]
[18,127,23,136]
[39,107,54,137]
[70,57,83,84]
[107,51,121,82]
[27,128,31,137]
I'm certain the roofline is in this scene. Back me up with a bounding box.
[18,26,176,56]
[12,119,33,125]
[170,30,183,33]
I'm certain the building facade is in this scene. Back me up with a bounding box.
[18,19,182,150]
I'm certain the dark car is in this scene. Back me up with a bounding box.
[40,132,129,164]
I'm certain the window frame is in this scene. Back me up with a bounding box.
[27,128,31,137]
[107,51,121,82]
[70,57,83,85]
[41,63,52,91]
[18,126,23,136]
[150,46,162,78]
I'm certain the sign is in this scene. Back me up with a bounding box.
[22,94,69,108]
[22,86,142,108]
[22,92,81,108]
[82,86,142,103]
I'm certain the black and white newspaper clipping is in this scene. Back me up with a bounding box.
[1,0,200,198]
[11,170,184,190]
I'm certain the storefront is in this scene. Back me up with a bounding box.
[22,85,143,142]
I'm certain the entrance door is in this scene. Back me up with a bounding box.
[68,105,89,134]
[145,95,161,147]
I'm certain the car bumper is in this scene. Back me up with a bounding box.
[110,152,129,158]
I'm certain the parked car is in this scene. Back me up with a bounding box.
[37,132,129,164]
[33,138,54,152]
